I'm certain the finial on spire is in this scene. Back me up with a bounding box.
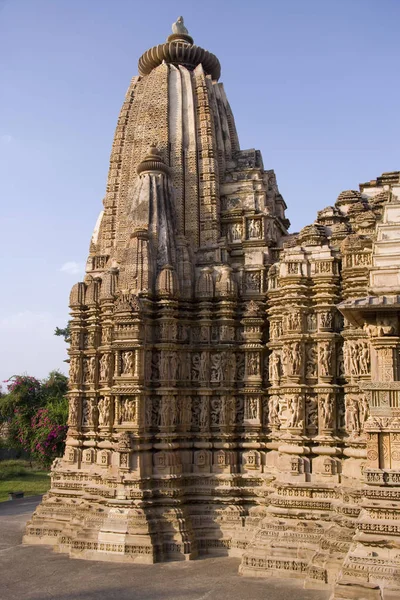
[137,145,169,176]
[172,16,189,36]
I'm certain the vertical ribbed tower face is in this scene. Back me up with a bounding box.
[88,22,289,297]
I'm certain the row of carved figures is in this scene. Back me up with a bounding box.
[69,349,263,386]
[70,344,371,388]
[269,339,370,381]
[69,395,260,430]
[70,323,250,348]
[68,393,369,436]
[270,311,342,338]
[268,393,369,435]
[69,351,136,383]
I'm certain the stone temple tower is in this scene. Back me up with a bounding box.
[25,17,289,562]
[25,17,400,600]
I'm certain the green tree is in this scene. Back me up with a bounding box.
[0,372,69,466]
[54,322,71,343]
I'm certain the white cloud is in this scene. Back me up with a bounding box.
[1,134,13,144]
[60,261,84,275]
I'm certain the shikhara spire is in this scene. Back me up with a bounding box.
[24,19,400,600]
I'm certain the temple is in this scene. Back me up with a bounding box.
[24,18,400,599]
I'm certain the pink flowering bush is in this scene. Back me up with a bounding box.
[30,408,67,467]
[0,371,69,466]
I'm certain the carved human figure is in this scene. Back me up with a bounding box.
[227,397,236,426]
[320,312,333,329]
[349,342,359,376]
[84,356,96,383]
[82,398,97,428]
[306,398,318,429]
[289,342,301,376]
[159,397,171,427]
[88,331,96,348]
[306,344,317,378]
[219,397,227,425]
[68,397,79,426]
[122,351,134,375]
[169,352,178,381]
[248,219,260,238]
[270,321,280,340]
[307,313,317,331]
[345,396,360,434]
[269,350,280,382]
[245,271,261,292]
[161,351,171,381]
[265,219,275,239]
[69,357,81,384]
[192,353,200,382]
[319,342,332,377]
[199,397,209,428]
[247,352,260,376]
[320,394,334,430]
[359,342,370,375]
[102,328,112,344]
[246,397,258,420]
[145,399,153,427]
[287,312,301,331]
[268,395,280,428]
[98,396,111,426]
[200,352,209,382]
[230,222,242,241]
[100,354,110,381]
[287,395,303,429]
[211,353,223,383]
[281,345,289,378]
[70,331,80,349]
[122,398,136,422]
[359,395,369,425]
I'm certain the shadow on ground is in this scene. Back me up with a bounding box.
[0,497,330,600]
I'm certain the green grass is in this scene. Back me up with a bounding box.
[0,459,50,502]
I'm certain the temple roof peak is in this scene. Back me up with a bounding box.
[138,18,220,80]
[172,16,189,36]
[168,15,194,45]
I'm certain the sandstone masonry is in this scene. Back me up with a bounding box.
[24,18,400,600]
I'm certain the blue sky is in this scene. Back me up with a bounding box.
[0,0,399,384]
